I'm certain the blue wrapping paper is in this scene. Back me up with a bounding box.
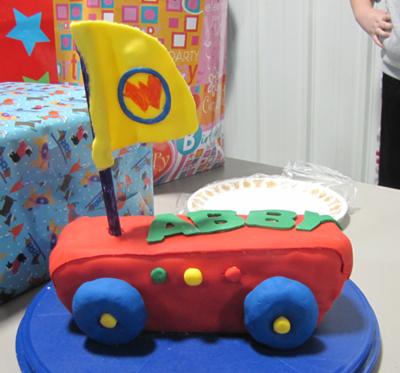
[0,82,153,303]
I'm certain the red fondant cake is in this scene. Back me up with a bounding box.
[50,211,352,349]
[47,21,353,352]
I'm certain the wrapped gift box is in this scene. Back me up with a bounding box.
[0,82,153,303]
[0,0,227,184]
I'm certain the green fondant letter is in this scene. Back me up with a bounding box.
[246,210,297,230]
[296,211,339,231]
[187,210,245,234]
[147,214,200,243]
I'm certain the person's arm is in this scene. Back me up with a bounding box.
[350,0,392,47]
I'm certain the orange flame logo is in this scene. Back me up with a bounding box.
[124,75,163,112]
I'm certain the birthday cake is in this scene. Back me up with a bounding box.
[49,210,352,350]
[47,21,353,352]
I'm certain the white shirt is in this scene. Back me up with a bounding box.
[382,0,400,79]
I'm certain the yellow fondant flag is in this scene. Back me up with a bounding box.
[70,21,198,170]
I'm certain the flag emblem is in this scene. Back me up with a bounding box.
[70,21,198,170]
[118,68,171,125]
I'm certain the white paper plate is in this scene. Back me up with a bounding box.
[187,176,348,221]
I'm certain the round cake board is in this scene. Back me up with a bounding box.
[16,280,381,373]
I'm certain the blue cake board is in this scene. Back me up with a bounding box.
[16,280,381,373]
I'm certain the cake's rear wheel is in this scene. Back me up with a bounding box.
[72,278,147,345]
[244,276,318,349]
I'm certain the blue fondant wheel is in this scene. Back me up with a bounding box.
[72,278,147,345]
[244,276,318,349]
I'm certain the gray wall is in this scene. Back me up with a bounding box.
[224,0,383,183]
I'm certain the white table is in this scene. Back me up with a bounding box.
[1,158,399,372]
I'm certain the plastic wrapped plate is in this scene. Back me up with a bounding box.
[187,176,348,221]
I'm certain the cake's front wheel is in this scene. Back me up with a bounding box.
[72,278,147,345]
[244,276,318,350]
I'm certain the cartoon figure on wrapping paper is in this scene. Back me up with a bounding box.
[9,223,23,240]
[125,174,133,187]
[48,219,62,249]
[26,95,48,102]
[31,104,45,110]
[9,140,32,163]
[67,202,80,223]
[25,236,45,265]
[0,146,11,181]
[141,171,151,190]
[0,112,17,121]
[56,130,70,154]
[80,170,100,187]
[24,189,54,210]
[32,136,49,170]
[3,213,14,226]
[59,174,72,194]
[50,100,71,108]
[69,160,81,174]
[41,110,62,121]
[49,89,66,97]
[0,98,14,105]
[64,189,73,201]
[10,177,24,193]
[51,130,71,161]
[0,195,14,219]
[6,253,27,275]
[15,120,40,130]
[71,125,89,145]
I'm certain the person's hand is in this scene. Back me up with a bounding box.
[355,8,392,47]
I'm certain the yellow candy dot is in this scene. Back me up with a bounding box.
[184,268,203,286]
[273,316,291,335]
[99,313,118,329]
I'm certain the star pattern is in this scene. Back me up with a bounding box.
[23,72,50,84]
[7,9,49,56]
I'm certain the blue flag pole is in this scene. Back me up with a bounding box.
[80,56,122,236]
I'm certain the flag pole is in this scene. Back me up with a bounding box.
[80,56,122,236]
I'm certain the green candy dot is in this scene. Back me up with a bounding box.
[151,267,167,284]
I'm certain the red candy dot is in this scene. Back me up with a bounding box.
[224,266,241,283]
